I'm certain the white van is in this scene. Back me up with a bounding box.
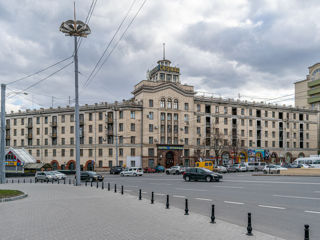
[245,162,266,171]
[120,167,144,176]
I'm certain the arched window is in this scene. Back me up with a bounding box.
[167,99,172,109]
[173,99,178,109]
[160,98,165,108]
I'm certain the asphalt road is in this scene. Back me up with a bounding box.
[7,172,320,239]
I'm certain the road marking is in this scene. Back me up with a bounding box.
[314,191,320,193]
[304,210,320,214]
[124,190,133,192]
[150,183,172,186]
[258,205,286,210]
[215,186,244,189]
[142,191,147,194]
[176,188,208,192]
[273,194,320,200]
[224,201,244,205]
[154,193,165,196]
[224,180,320,185]
[194,198,212,201]
[126,185,139,188]
[173,195,186,198]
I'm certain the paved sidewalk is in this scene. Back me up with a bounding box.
[0,183,284,240]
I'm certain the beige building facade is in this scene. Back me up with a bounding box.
[5,58,319,170]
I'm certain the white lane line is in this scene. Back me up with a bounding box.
[314,191,320,193]
[124,190,133,192]
[173,195,186,198]
[224,201,244,205]
[154,193,165,196]
[273,194,320,200]
[176,188,208,192]
[304,210,320,214]
[258,205,286,210]
[150,183,172,186]
[142,191,147,194]
[126,185,139,188]
[224,180,320,185]
[215,186,244,189]
[195,198,212,202]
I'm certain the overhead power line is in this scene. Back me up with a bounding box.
[83,0,147,88]
[5,56,73,86]
[82,0,137,88]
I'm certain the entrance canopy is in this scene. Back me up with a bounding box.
[5,147,36,173]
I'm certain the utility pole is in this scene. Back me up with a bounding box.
[59,4,91,186]
[0,84,6,184]
[52,96,54,108]
[114,107,118,166]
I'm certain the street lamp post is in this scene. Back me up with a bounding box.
[60,7,91,186]
[0,84,6,184]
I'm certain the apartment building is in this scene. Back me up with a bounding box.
[5,58,319,170]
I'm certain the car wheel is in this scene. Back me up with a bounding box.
[206,176,212,182]
[133,173,137,176]
[176,170,180,175]
[185,176,191,182]
[166,171,170,175]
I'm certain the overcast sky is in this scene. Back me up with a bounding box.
[1,0,319,112]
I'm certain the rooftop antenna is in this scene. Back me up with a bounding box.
[163,43,165,60]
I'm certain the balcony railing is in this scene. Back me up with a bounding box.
[51,133,57,138]
[107,129,113,135]
[107,117,113,123]
[50,122,57,127]
[6,125,10,129]
[6,135,10,140]
[27,122,33,128]
[28,133,33,138]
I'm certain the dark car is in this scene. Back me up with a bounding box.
[110,166,124,175]
[225,165,237,173]
[154,165,165,173]
[80,171,104,182]
[183,167,223,182]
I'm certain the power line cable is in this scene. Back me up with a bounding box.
[85,0,147,88]
[82,0,137,88]
[5,56,73,86]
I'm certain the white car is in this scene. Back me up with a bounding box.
[120,167,143,177]
[216,166,227,173]
[233,164,247,172]
[35,171,58,182]
[51,171,67,180]
[274,165,288,171]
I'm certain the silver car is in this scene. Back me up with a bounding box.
[35,171,58,182]
[165,166,182,175]
[51,171,67,180]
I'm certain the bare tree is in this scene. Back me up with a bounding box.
[228,134,247,164]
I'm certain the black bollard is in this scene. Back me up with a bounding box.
[23,179,25,184]
[108,182,110,191]
[85,181,87,186]
[210,204,215,223]
[247,213,253,236]
[6,179,8,183]
[121,185,123,195]
[18,179,19,184]
[139,189,142,200]
[47,179,49,184]
[64,178,66,184]
[96,181,99,188]
[102,182,104,190]
[151,192,154,204]
[30,178,32,184]
[52,179,54,184]
[58,179,60,184]
[166,195,170,209]
[12,179,14,184]
[91,181,93,187]
[185,199,189,215]
[304,224,309,240]
[114,184,117,193]
[69,179,71,185]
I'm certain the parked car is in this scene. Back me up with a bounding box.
[183,167,223,182]
[225,165,237,173]
[154,165,165,173]
[80,171,104,182]
[144,167,156,173]
[110,166,124,175]
[51,171,66,180]
[274,165,288,171]
[166,166,183,175]
[35,171,57,182]
[233,164,247,172]
[244,163,255,172]
[216,166,227,173]
[263,165,280,174]
[120,167,144,176]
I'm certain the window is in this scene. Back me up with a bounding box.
[61,149,65,157]
[224,129,228,135]
[294,133,296,139]
[241,108,244,115]
[197,138,200,145]
[88,113,93,121]
[70,126,74,134]
[99,160,103,168]
[197,127,200,134]
[265,121,268,127]
[149,99,153,107]
[99,112,103,120]
[149,112,154,120]
[149,137,153,144]
[265,111,268,117]
[215,106,219,113]
[109,148,113,156]
[36,128,40,135]
[45,139,48,145]
[184,126,189,134]
[160,99,165,108]
[272,131,275,138]
[241,119,244,126]
[61,126,65,134]
[306,123,309,130]
[148,148,154,156]
[306,133,309,139]
[272,141,275,147]
[249,120,252,126]
[44,128,48,135]
[108,161,113,168]
[249,140,252,147]
[241,130,245,137]
[119,161,123,166]
[265,141,268,147]
[88,137,93,144]
[99,136,103,144]
[44,149,48,157]
[224,107,228,114]
[119,136,123,144]
[184,114,189,122]
[265,131,268,137]
[149,124,153,132]
[131,136,135,144]
[173,99,178,109]
[197,116,201,123]
[70,137,74,145]
[98,124,103,132]
[80,149,83,156]
[88,149,93,157]
[185,138,189,145]
[249,130,253,137]
[52,149,56,157]
[173,113,178,121]
[119,123,123,131]
[272,112,275,118]
[70,114,74,122]
[61,138,65,145]
[174,137,178,144]
[215,117,219,124]
[306,114,309,121]
[119,111,123,119]
[37,139,40,145]
[306,142,309,148]
[160,113,165,121]
[130,111,135,119]
[167,99,172,109]
[224,118,228,125]
[88,125,93,133]
[249,109,252,116]
[131,123,135,131]
[119,148,123,156]
[167,113,172,121]
[130,148,135,156]
[184,103,189,110]
[197,104,200,112]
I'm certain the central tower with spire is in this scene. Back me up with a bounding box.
[147,43,180,83]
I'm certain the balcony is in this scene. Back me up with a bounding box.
[308,87,320,96]
[107,129,113,135]
[27,122,33,128]
[6,135,10,140]
[50,122,57,127]
[51,133,57,138]
[232,123,237,128]
[79,119,84,125]
[308,96,320,104]
[6,125,10,129]
[27,133,33,139]
[107,117,113,123]
[308,79,320,88]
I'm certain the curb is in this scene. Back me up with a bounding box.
[252,174,320,177]
[0,193,28,203]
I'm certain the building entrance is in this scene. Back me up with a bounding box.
[165,151,174,168]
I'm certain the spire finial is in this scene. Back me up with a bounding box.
[163,43,165,60]
[73,2,76,28]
